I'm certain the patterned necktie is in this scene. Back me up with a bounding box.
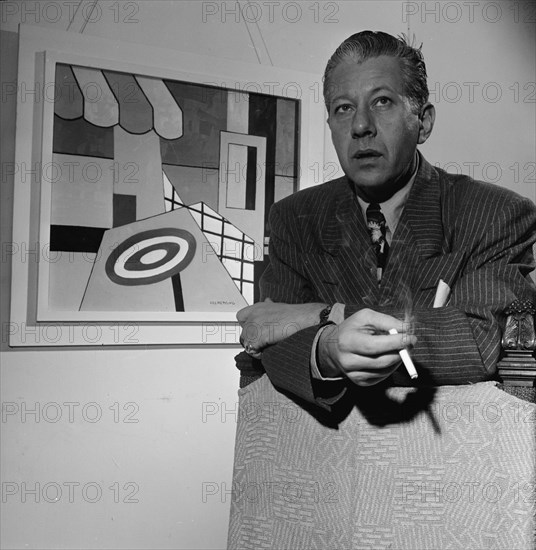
[366,202,389,281]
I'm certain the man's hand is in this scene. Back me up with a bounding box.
[237,299,325,357]
[318,309,416,385]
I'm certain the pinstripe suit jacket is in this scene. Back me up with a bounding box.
[252,153,536,410]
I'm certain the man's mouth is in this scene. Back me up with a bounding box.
[353,149,382,160]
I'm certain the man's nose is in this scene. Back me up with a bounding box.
[351,107,376,138]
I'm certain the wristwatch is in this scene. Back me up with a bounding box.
[319,304,333,326]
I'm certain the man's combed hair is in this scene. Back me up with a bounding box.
[323,30,429,114]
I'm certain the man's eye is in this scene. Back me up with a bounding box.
[334,104,353,114]
[375,97,392,107]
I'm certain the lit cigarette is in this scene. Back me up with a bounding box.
[388,328,418,379]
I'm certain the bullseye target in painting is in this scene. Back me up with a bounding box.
[80,208,247,313]
[105,228,196,286]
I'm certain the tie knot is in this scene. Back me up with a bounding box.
[366,202,385,225]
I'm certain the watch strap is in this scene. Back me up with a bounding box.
[319,304,333,326]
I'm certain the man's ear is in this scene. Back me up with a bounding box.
[417,102,435,145]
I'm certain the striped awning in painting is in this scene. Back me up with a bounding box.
[54,64,183,140]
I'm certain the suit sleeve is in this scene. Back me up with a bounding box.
[258,200,370,408]
[260,191,536,411]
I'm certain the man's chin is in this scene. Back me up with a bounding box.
[347,173,395,201]
[348,172,388,190]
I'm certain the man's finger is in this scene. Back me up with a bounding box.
[340,331,415,357]
[341,350,402,371]
[352,309,409,334]
[343,355,402,384]
[236,305,254,323]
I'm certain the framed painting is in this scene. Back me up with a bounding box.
[9,25,326,346]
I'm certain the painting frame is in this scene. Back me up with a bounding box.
[9,25,326,346]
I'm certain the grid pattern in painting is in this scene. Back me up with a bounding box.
[164,184,256,303]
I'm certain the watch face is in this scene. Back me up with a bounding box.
[319,305,333,324]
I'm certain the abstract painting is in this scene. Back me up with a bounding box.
[47,63,299,316]
[10,26,324,344]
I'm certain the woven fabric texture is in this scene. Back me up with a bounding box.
[228,376,536,550]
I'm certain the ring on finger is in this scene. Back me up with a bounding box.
[245,344,257,355]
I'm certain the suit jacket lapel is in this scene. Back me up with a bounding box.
[316,177,380,304]
[380,155,444,304]
[380,155,468,307]
[402,155,445,258]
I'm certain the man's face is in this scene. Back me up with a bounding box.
[327,55,430,200]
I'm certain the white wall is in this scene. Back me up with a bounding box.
[0,348,240,549]
[1,2,534,549]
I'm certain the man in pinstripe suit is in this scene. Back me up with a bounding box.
[237,31,536,411]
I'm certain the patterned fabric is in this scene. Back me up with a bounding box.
[236,351,265,388]
[252,153,536,410]
[366,202,389,281]
[228,375,536,550]
[498,384,536,403]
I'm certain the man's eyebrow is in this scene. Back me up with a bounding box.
[329,84,398,105]
[329,93,350,103]
[367,84,397,95]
